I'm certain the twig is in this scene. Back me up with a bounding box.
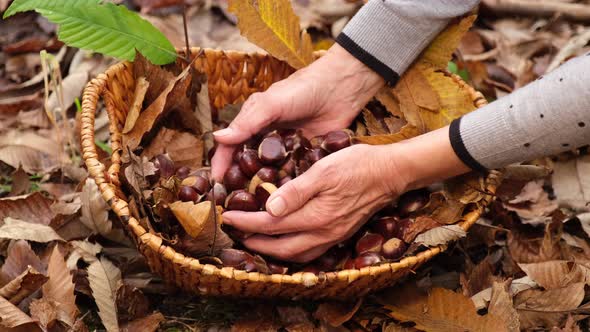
[482,0,590,22]
[182,3,191,62]
[209,180,218,256]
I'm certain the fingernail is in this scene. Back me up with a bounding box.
[267,196,287,216]
[213,127,233,137]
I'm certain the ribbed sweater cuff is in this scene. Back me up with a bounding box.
[336,0,449,86]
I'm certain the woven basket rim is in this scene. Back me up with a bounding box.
[80,47,500,291]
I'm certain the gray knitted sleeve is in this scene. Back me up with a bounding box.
[450,54,590,171]
[335,0,480,85]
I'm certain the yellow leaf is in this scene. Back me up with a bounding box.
[420,15,477,68]
[228,0,313,69]
[353,124,420,145]
[379,286,508,332]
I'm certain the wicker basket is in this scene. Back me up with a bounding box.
[81,48,498,300]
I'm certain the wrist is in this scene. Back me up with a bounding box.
[385,126,473,193]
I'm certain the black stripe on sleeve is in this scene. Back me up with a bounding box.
[449,118,488,173]
[335,33,400,86]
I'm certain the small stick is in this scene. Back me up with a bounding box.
[182,3,191,62]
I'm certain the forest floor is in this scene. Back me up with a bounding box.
[1,0,590,331]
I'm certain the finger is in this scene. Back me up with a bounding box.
[212,92,279,145]
[223,201,321,235]
[243,233,334,263]
[265,164,325,217]
[210,144,236,182]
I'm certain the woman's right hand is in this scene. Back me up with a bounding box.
[210,43,385,181]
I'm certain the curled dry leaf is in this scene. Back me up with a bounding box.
[0,192,55,226]
[122,76,150,134]
[0,218,64,243]
[66,240,102,270]
[515,282,585,330]
[379,286,507,332]
[121,312,164,332]
[0,129,68,174]
[488,280,520,332]
[471,276,538,310]
[362,109,388,136]
[80,178,112,236]
[228,0,313,69]
[0,240,44,287]
[42,246,78,326]
[504,180,558,224]
[169,201,233,256]
[414,224,467,247]
[9,167,29,197]
[353,124,420,145]
[142,129,204,170]
[551,156,590,211]
[399,216,441,243]
[125,151,157,196]
[518,261,590,290]
[0,266,48,305]
[88,257,122,332]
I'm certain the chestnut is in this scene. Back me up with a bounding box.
[181,175,210,195]
[154,154,175,179]
[355,233,384,255]
[176,166,191,180]
[279,158,296,178]
[223,164,248,192]
[190,168,211,181]
[207,182,228,206]
[225,190,259,211]
[343,257,356,270]
[316,246,350,271]
[232,149,244,163]
[258,134,287,165]
[321,129,352,152]
[381,238,407,260]
[371,215,400,240]
[178,186,200,202]
[305,148,328,165]
[310,135,325,149]
[397,189,429,216]
[257,167,278,183]
[354,252,383,268]
[239,148,263,177]
[255,182,277,208]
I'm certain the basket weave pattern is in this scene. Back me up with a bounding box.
[81,48,497,299]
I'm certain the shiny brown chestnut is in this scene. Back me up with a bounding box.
[258,134,287,165]
[355,233,384,255]
[371,215,401,240]
[397,189,429,216]
[178,186,199,202]
[181,175,211,195]
[305,148,328,165]
[257,167,278,183]
[321,129,352,152]
[154,154,175,179]
[176,166,191,180]
[225,190,259,211]
[255,182,277,208]
[354,252,383,268]
[223,164,248,192]
[239,148,263,177]
[381,238,407,260]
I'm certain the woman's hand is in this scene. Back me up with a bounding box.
[221,144,408,263]
[210,44,384,181]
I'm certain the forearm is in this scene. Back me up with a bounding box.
[452,54,590,171]
[336,0,480,85]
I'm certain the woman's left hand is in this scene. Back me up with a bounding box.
[221,144,408,263]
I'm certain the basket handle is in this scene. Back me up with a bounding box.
[80,73,117,201]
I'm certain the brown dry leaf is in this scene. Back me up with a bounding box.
[44,71,88,115]
[29,298,60,330]
[400,216,441,243]
[353,124,420,145]
[504,180,558,225]
[0,218,64,243]
[515,283,585,330]
[124,61,192,152]
[471,276,538,311]
[0,192,55,226]
[9,167,29,197]
[414,224,466,247]
[80,178,112,236]
[488,280,520,332]
[88,257,122,332]
[66,240,102,270]
[165,131,204,170]
[276,306,316,331]
[508,224,564,264]
[169,201,233,256]
[133,0,183,13]
[313,299,362,327]
[116,284,149,321]
[121,312,165,332]
[42,246,77,326]
[125,151,157,196]
[421,192,465,225]
[551,156,590,211]
[375,89,403,118]
[122,76,150,134]
[228,0,313,69]
[0,294,40,330]
[132,52,175,106]
[362,109,388,136]
[397,66,441,112]
[0,240,44,287]
[504,164,552,182]
[552,315,582,332]
[421,15,477,68]
[518,261,590,289]
[0,129,67,174]
[0,266,47,305]
[379,286,507,332]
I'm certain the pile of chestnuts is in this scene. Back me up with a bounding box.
[137,128,431,275]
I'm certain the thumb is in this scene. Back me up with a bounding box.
[213,92,279,145]
[266,169,323,217]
